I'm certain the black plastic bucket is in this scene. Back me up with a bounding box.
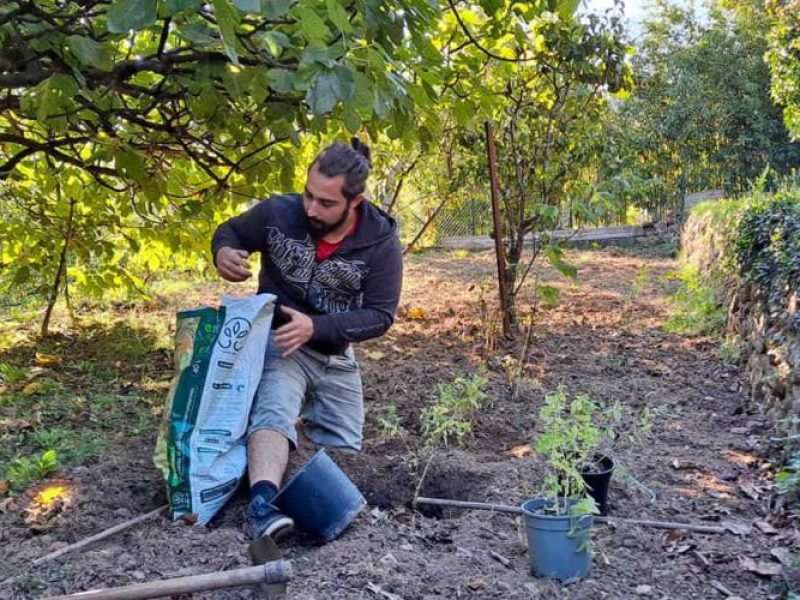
[580,455,614,516]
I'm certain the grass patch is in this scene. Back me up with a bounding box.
[0,313,170,495]
[663,264,727,336]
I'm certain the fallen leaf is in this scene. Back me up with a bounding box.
[466,576,488,590]
[366,582,403,600]
[489,550,512,568]
[754,520,778,534]
[34,353,60,367]
[0,496,16,513]
[506,444,533,458]
[722,521,752,536]
[22,382,41,395]
[180,512,198,525]
[692,550,711,568]
[407,307,426,320]
[738,480,761,500]
[0,480,10,495]
[738,555,783,577]
[706,489,732,499]
[709,580,734,596]
[770,547,794,567]
[365,351,386,361]
[662,528,686,551]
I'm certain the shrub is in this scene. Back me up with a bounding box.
[420,374,487,446]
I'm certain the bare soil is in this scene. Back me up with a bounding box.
[1,246,797,599]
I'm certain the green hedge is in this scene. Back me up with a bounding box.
[684,188,800,298]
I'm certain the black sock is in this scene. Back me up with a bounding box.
[250,480,279,504]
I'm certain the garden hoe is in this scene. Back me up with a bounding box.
[44,560,292,600]
[250,534,289,599]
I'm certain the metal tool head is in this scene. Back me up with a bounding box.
[249,535,288,600]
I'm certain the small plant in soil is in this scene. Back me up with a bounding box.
[5,449,59,493]
[376,404,406,440]
[420,373,487,447]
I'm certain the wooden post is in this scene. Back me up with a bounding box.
[485,121,512,336]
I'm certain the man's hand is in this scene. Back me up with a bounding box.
[274,306,314,358]
[215,246,253,282]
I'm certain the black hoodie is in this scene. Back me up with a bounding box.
[211,193,403,355]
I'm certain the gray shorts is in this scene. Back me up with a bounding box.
[248,333,364,452]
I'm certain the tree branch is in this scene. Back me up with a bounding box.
[446,0,536,64]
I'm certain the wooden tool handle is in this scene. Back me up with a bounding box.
[46,560,292,600]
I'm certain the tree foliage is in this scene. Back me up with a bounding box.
[607,0,800,208]
[767,0,800,138]
[0,0,444,327]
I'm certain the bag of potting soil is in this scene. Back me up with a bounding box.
[154,294,275,525]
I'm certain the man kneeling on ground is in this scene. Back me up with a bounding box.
[211,138,403,541]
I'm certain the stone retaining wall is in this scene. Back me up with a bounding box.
[682,203,800,422]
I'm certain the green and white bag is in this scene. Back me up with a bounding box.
[154,294,275,525]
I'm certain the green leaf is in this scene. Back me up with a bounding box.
[306,65,354,114]
[453,100,475,126]
[234,0,260,12]
[545,245,578,281]
[373,83,392,119]
[258,31,290,57]
[165,0,202,15]
[211,0,242,64]
[24,73,78,122]
[306,70,339,114]
[249,68,271,103]
[176,22,218,45]
[325,0,353,33]
[66,35,113,71]
[555,0,580,19]
[536,284,561,308]
[106,0,158,33]
[343,102,361,134]
[259,0,291,19]
[411,33,442,64]
[295,5,331,44]
[267,69,295,93]
[350,72,373,115]
[479,0,504,16]
[116,148,148,184]
[333,64,355,99]
[189,88,222,119]
[300,45,336,69]
[12,265,30,285]
[38,449,58,475]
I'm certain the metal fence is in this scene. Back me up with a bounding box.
[396,197,494,247]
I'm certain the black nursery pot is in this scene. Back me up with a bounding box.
[580,455,615,516]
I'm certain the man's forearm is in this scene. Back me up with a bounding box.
[310,309,394,347]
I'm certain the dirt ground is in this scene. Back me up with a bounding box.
[1,245,798,599]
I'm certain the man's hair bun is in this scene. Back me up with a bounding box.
[350,137,372,167]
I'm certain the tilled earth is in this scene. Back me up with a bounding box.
[1,246,798,599]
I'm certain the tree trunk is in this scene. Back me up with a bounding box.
[503,231,524,329]
[41,192,75,337]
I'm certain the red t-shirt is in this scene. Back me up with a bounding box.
[315,212,359,262]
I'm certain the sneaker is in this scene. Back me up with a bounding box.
[248,495,294,542]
